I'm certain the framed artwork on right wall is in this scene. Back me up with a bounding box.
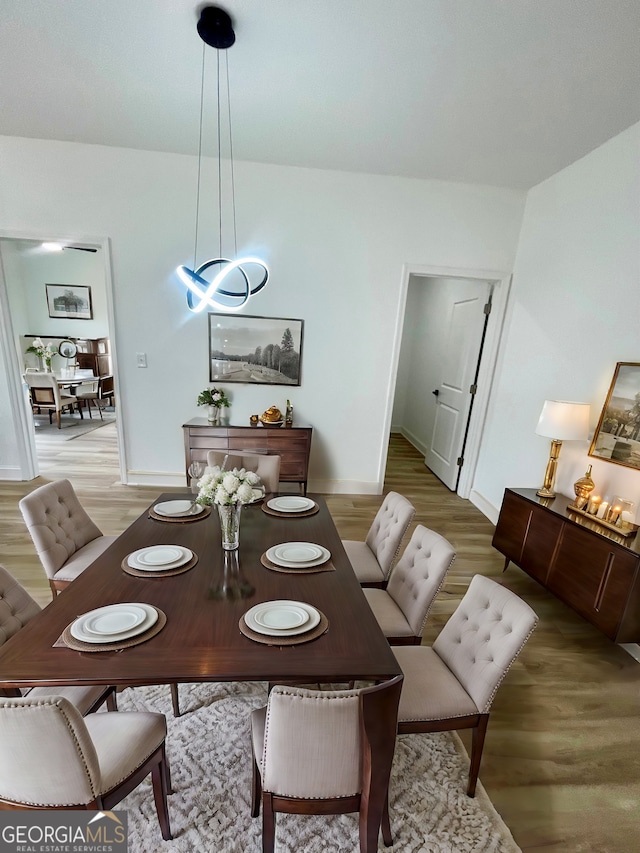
[589,362,640,469]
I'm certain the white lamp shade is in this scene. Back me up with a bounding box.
[535,400,590,441]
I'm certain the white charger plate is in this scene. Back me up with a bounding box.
[71,603,158,643]
[154,500,204,518]
[267,496,315,513]
[266,543,330,569]
[244,601,320,637]
[127,545,192,571]
[274,543,323,563]
[84,604,147,635]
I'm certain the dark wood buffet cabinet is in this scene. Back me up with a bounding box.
[493,488,640,643]
[183,420,312,494]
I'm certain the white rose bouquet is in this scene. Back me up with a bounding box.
[196,465,264,506]
[25,337,57,371]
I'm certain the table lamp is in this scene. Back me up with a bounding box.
[535,400,590,498]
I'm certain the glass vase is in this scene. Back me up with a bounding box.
[207,405,221,425]
[217,502,241,550]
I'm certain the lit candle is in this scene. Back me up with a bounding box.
[608,505,622,524]
[588,496,601,514]
[596,501,609,519]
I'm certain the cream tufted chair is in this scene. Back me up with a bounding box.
[342,492,415,588]
[206,450,281,493]
[250,676,403,853]
[363,525,456,644]
[0,564,116,713]
[0,695,172,839]
[19,479,117,597]
[393,574,538,796]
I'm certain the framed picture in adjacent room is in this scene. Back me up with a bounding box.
[589,362,640,469]
[208,313,303,385]
[46,284,93,320]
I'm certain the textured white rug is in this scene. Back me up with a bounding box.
[117,681,521,853]
[33,410,116,440]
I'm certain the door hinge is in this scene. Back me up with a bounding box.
[469,383,477,395]
[457,456,464,467]
[483,300,492,315]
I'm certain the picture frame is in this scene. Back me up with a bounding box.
[589,362,640,469]
[46,284,93,320]
[208,313,303,385]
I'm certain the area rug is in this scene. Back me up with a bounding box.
[32,410,116,440]
[116,681,521,853]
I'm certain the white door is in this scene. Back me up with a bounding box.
[425,281,490,489]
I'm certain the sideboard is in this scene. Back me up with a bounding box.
[492,488,640,643]
[182,420,313,494]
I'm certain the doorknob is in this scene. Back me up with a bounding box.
[432,389,439,397]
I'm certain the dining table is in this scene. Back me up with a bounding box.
[0,493,402,690]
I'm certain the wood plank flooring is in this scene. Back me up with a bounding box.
[1,425,638,852]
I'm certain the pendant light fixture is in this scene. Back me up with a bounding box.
[177,6,269,313]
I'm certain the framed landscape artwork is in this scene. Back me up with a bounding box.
[589,362,640,470]
[46,284,93,320]
[208,313,303,385]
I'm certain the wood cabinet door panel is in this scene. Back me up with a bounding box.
[548,527,637,637]
[492,490,532,563]
[520,511,563,584]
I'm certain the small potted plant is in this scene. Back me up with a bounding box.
[197,386,230,425]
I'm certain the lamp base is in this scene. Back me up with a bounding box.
[536,486,556,498]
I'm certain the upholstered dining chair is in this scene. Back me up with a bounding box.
[18,479,117,597]
[342,492,415,588]
[206,450,281,493]
[0,695,172,840]
[98,374,115,408]
[250,675,403,853]
[24,372,77,429]
[392,574,538,797]
[363,524,456,644]
[0,564,116,713]
[74,378,103,419]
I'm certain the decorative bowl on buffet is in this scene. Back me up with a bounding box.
[260,406,284,428]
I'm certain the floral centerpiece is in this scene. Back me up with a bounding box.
[196,465,263,550]
[25,337,57,372]
[197,387,230,425]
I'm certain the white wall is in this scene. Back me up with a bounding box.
[473,122,640,522]
[0,135,525,490]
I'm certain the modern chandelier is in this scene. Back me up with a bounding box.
[177,6,269,313]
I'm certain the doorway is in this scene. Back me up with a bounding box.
[0,234,126,483]
[387,264,511,499]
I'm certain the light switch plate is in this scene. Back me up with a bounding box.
[136,352,147,368]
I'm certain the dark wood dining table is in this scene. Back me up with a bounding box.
[0,493,402,690]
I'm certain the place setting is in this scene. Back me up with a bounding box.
[261,541,334,574]
[122,544,198,578]
[239,599,328,646]
[149,499,211,523]
[58,602,166,653]
[261,495,319,518]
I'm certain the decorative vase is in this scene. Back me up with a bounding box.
[571,464,595,509]
[207,405,221,425]
[217,502,241,550]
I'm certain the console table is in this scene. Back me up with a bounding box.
[492,488,640,643]
[183,420,313,494]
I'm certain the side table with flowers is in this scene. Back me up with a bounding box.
[195,466,264,550]
[197,387,230,425]
[25,337,57,372]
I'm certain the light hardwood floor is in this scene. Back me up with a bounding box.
[1,424,638,852]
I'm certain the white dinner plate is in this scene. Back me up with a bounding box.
[127,546,192,571]
[274,543,323,563]
[154,500,204,518]
[244,600,321,637]
[83,604,147,636]
[267,496,315,513]
[266,543,330,569]
[71,603,158,644]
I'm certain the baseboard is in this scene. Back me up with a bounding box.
[469,489,499,524]
[125,471,188,488]
[0,466,26,481]
[308,479,381,495]
[397,427,428,458]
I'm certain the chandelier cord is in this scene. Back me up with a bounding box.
[217,50,223,259]
[225,51,238,258]
[193,41,206,272]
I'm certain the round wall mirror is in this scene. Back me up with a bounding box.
[58,339,78,359]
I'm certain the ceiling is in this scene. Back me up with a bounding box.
[1,0,639,190]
